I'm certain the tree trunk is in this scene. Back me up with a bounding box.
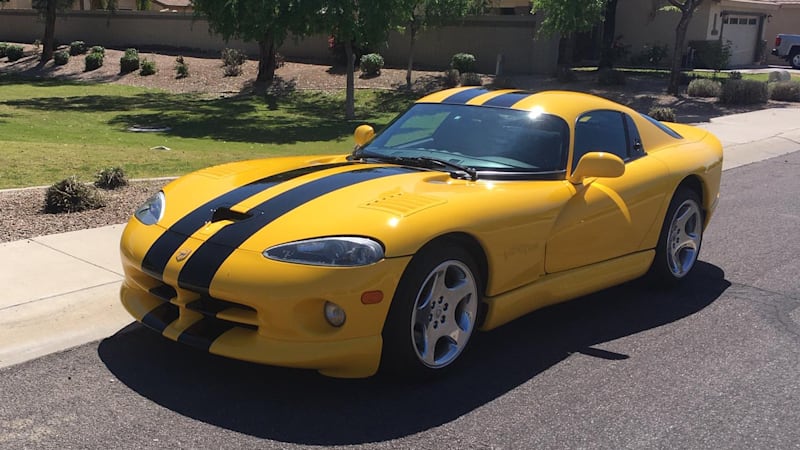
[256,33,276,85]
[40,0,57,64]
[405,21,417,89]
[668,13,691,95]
[598,0,618,69]
[345,40,355,120]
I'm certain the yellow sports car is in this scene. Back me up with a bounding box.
[120,87,722,378]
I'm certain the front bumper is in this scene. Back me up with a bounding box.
[120,219,412,378]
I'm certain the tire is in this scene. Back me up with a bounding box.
[648,187,704,285]
[791,50,800,70]
[380,242,481,377]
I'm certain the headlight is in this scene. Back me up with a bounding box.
[134,191,165,225]
[263,237,384,267]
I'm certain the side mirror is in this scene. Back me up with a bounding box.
[569,152,625,184]
[354,125,375,148]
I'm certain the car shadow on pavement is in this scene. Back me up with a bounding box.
[98,261,729,445]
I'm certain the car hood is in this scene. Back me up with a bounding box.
[152,155,568,257]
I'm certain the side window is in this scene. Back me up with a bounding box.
[624,113,645,158]
[572,110,628,170]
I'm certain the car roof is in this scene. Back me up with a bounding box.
[416,87,639,123]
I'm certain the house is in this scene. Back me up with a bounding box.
[615,0,800,68]
[149,0,191,13]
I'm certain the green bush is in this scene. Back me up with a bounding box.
[687,78,722,97]
[450,53,476,73]
[140,58,156,76]
[69,40,87,56]
[53,50,70,66]
[221,48,246,77]
[648,107,676,122]
[90,45,105,56]
[175,55,189,78]
[0,43,8,58]
[85,52,104,71]
[359,53,384,76]
[728,71,742,80]
[119,48,140,73]
[44,176,105,213]
[768,70,791,82]
[691,40,731,71]
[94,167,128,190]
[460,72,482,86]
[630,42,670,67]
[597,68,626,85]
[444,68,460,88]
[769,81,800,102]
[720,79,768,105]
[6,45,24,62]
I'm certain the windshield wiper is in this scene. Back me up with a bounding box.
[353,151,478,181]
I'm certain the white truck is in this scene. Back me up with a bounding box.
[771,34,800,69]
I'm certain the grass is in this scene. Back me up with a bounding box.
[0,76,417,188]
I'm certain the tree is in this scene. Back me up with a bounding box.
[598,0,618,69]
[191,0,315,85]
[399,0,487,88]
[663,0,705,95]
[530,0,605,66]
[315,0,406,119]
[33,0,75,63]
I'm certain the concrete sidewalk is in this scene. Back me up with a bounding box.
[1,107,799,370]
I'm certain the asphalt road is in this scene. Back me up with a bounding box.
[1,152,799,449]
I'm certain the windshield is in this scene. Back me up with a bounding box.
[362,103,570,178]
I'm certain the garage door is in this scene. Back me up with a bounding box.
[722,15,760,66]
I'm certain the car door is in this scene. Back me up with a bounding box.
[544,110,670,274]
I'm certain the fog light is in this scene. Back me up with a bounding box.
[324,301,346,327]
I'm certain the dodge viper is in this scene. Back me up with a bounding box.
[120,87,723,378]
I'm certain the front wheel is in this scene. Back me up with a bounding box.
[648,187,704,285]
[381,243,481,377]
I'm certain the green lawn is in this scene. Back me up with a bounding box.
[0,76,416,189]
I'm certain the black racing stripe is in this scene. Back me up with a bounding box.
[441,88,489,105]
[176,318,235,351]
[141,301,179,333]
[482,91,530,108]
[177,166,419,294]
[141,162,353,279]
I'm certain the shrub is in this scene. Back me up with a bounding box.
[53,50,70,66]
[175,55,189,78]
[94,167,128,190]
[33,39,42,52]
[597,68,626,85]
[728,71,742,80]
[69,40,87,56]
[44,176,105,213]
[221,48,246,77]
[719,79,768,105]
[648,107,676,122]
[85,52,104,71]
[460,72,482,86]
[359,53,384,76]
[275,52,285,69]
[119,48,140,73]
[450,53,476,73]
[6,45,24,62]
[90,45,105,56]
[444,68,460,88]
[630,42,669,67]
[139,58,156,76]
[768,70,792,82]
[691,40,731,71]
[0,43,8,58]
[687,78,722,97]
[769,81,800,102]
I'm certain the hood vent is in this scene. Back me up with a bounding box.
[361,192,445,217]
[211,207,253,223]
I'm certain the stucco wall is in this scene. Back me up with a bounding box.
[0,10,559,74]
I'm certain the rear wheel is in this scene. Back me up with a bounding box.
[381,243,480,377]
[649,187,704,285]
[791,50,800,70]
